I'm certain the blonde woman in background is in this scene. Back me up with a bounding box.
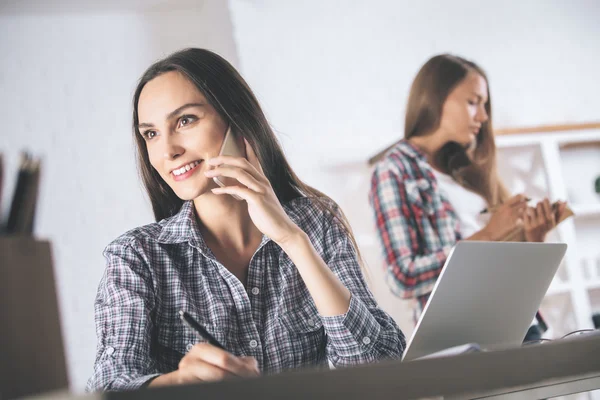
[369,54,565,340]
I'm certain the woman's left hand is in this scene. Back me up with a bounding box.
[523,198,557,242]
[204,139,302,246]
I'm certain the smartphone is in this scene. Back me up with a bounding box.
[213,125,244,200]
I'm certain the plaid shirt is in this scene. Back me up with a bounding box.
[87,198,405,392]
[369,140,462,317]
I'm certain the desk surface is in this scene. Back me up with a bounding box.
[104,333,600,400]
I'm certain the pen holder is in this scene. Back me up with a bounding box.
[0,236,68,400]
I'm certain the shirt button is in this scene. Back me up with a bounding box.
[105,346,115,356]
[251,287,260,295]
[249,339,258,348]
[307,319,315,327]
[362,337,371,345]
[186,343,194,352]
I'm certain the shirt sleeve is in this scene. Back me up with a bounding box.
[319,213,406,366]
[86,239,160,392]
[369,160,456,299]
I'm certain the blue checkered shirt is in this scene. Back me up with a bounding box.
[87,198,405,391]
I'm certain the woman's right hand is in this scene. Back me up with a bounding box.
[469,194,528,241]
[148,343,260,387]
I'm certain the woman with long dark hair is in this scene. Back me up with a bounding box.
[87,48,404,391]
[369,54,563,324]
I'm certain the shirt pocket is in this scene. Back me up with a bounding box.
[278,303,326,368]
[405,178,435,216]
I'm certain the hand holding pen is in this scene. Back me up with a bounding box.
[480,196,531,215]
[479,194,529,241]
[147,312,260,388]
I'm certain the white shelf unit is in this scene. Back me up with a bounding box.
[571,204,600,218]
[496,128,600,336]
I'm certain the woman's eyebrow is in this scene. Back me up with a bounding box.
[137,103,205,129]
[165,103,205,120]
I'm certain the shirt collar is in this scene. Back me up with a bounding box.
[157,201,204,246]
[393,139,428,162]
[156,200,275,255]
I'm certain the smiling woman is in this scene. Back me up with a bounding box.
[136,71,229,200]
[86,48,405,392]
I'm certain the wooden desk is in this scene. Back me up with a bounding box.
[106,334,600,400]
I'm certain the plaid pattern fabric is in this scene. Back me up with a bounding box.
[87,198,405,392]
[369,140,462,318]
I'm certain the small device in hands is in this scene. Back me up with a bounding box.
[213,125,245,200]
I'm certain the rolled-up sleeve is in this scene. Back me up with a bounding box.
[86,239,159,392]
[321,218,405,365]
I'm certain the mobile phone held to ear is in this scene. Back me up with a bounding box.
[213,125,244,200]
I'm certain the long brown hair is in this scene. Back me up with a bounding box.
[132,48,362,260]
[405,54,509,206]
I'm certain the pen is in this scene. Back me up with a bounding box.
[480,197,531,214]
[179,310,225,350]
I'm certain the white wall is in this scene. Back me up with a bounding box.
[227,0,600,335]
[0,0,238,391]
[2,0,600,393]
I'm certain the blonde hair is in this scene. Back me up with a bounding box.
[404,54,509,206]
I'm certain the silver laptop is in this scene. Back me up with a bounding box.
[402,241,567,362]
